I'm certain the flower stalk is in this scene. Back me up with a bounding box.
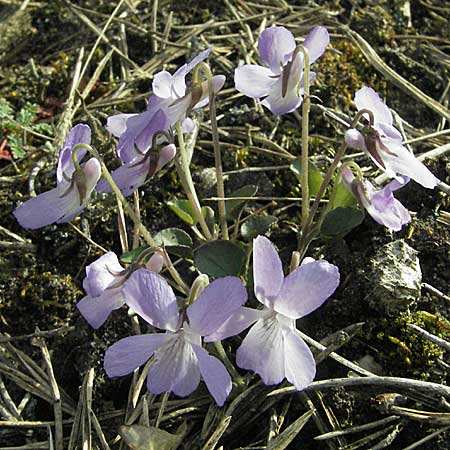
[298,108,375,257]
[72,143,189,294]
[174,122,212,240]
[195,62,229,239]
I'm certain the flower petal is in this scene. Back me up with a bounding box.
[187,276,247,337]
[13,157,101,230]
[192,75,226,110]
[145,253,164,273]
[274,260,339,319]
[345,129,367,151]
[122,269,180,331]
[175,48,211,80]
[234,64,275,99]
[147,334,200,397]
[193,345,231,406]
[253,236,284,308]
[104,333,168,377]
[366,180,411,231]
[156,144,176,171]
[106,113,137,138]
[236,316,285,385]
[261,74,302,115]
[379,139,438,189]
[204,307,265,342]
[57,124,91,184]
[96,157,149,196]
[301,26,330,64]
[283,330,316,390]
[83,251,124,297]
[258,26,296,74]
[57,158,101,224]
[182,118,195,133]
[77,289,124,329]
[354,87,393,125]
[152,71,174,99]
[117,107,169,163]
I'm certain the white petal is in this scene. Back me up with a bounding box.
[355,87,393,125]
[283,330,316,390]
[236,316,285,385]
[234,64,276,99]
[193,345,231,406]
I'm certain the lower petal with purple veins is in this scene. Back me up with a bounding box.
[147,335,200,396]
[236,316,285,385]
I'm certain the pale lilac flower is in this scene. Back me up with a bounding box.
[106,49,225,164]
[208,236,339,390]
[77,252,163,329]
[13,124,101,229]
[234,26,329,115]
[342,167,411,232]
[104,271,247,406]
[345,87,438,189]
[96,143,176,196]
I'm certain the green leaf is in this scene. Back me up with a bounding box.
[167,199,198,226]
[225,185,258,221]
[241,215,277,240]
[8,134,25,159]
[321,206,365,239]
[154,228,193,247]
[0,98,13,120]
[154,228,193,258]
[120,246,148,264]
[194,240,247,278]
[290,159,324,196]
[330,179,357,209]
[17,103,38,127]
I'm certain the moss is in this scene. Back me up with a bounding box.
[316,40,388,112]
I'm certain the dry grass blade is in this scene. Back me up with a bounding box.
[400,425,450,450]
[81,368,94,450]
[67,368,94,450]
[314,416,400,441]
[266,409,314,450]
[200,415,232,450]
[33,337,63,450]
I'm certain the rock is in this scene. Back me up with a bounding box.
[369,239,422,314]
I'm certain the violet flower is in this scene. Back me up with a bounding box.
[345,87,438,189]
[234,26,329,115]
[77,251,163,329]
[13,124,101,229]
[104,270,247,406]
[106,48,225,165]
[342,167,411,232]
[207,236,339,390]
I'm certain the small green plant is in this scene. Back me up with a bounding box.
[0,98,52,159]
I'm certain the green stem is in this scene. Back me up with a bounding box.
[296,46,311,229]
[297,108,375,257]
[317,161,363,229]
[72,143,188,294]
[213,341,245,387]
[196,62,229,239]
[174,122,212,240]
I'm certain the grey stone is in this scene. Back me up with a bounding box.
[369,239,422,314]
